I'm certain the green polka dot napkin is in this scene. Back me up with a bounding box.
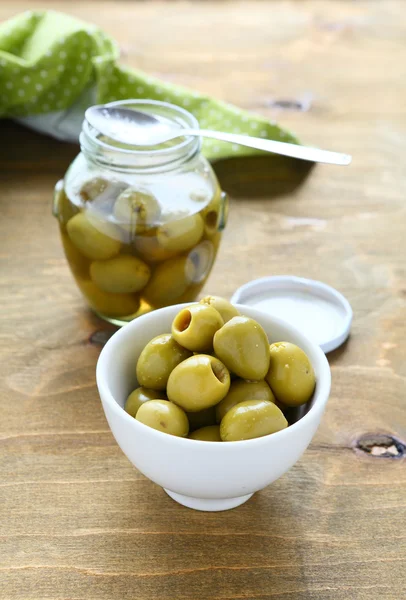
[0,10,298,160]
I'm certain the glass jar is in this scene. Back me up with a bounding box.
[53,100,228,326]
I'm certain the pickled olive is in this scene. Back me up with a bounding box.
[60,231,90,280]
[143,256,195,307]
[134,234,178,263]
[199,295,240,324]
[177,282,206,305]
[136,334,192,391]
[203,208,219,237]
[213,316,271,381]
[114,188,161,234]
[215,379,275,423]
[90,255,151,294]
[136,400,189,437]
[189,425,222,442]
[187,240,215,283]
[266,342,316,406]
[186,406,217,431]
[124,387,167,418]
[54,181,78,226]
[202,188,222,236]
[167,355,230,412]
[156,213,204,252]
[67,212,121,260]
[79,177,109,201]
[210,231,222,255]
[76,279,140,318]
[220,400,288,442]
[172,304,224,352]
[189,189,211,204]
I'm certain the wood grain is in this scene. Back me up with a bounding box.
[1,1,406,599]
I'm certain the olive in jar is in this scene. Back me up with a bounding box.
[135,234,178,264]
[79,177,109,201]
[60,231,90,280]
[113,188,161,234]
[156,213,204,252]
[54,181,78,226]
[90,255,151,294]
[143,256,195,307]
[66,212,121,260]
[76,279,140,318]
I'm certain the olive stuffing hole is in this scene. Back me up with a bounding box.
[205,211,218,231]
[174,309,191,332]
[211,361,228,384]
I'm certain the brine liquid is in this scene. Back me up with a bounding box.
[57,174,224,326]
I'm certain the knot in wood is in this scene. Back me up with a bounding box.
[356,433,405,459]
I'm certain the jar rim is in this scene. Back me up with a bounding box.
[80,99,201,172]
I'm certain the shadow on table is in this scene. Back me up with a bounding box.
[0,121,314,202]
[326,336,351,366]
[213,154,314,199]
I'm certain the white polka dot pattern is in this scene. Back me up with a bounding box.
[0,9,297,159]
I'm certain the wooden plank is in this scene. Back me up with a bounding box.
[1,2,405,599]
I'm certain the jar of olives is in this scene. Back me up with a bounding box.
[53,100,228,325]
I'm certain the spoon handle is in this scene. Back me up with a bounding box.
[185,129,351,166]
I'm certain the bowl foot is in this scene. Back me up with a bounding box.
[164,489,254,511]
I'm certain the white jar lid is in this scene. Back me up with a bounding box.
[230,276,352,354]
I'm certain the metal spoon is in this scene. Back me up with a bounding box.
[85,105,352,166]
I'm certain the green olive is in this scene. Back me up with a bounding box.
[213,316,271,381]
[114,188,161,234]
[172,304,224,352]
[177,282,206,305]
[215,379,275,423]
[187,240,215,283]
[156,213,204,252]
[167,355,230,412]
[142,256,195,308]
[199,295,240,324]
[136,333,192,390]
[60,230,90,279]
[124,387,167,418]
[186,406,216,431]
[266,342,316,406]
[202,188,222,236]
[77,279,140,318]
[90,255,151,294]
[134,234,178,263]
[220,400,288,442]
[189,425,221,442]
[79,177,109,201]
[136,400,189,437]
[54,181,78,226]
[67,212,121,260]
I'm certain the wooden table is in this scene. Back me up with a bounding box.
[1,2,405,599]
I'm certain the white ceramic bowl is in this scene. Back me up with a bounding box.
[96,304,331,511]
